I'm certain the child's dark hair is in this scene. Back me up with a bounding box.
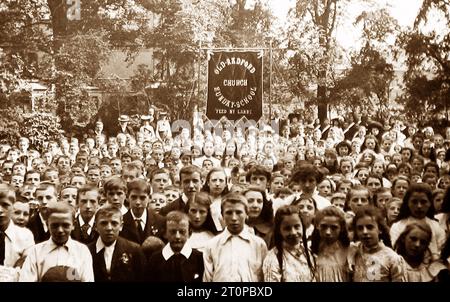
[352,206,392,247]
[187,192,218,234]
[397,182,435,220]
[373,187,392,208]
[311,206,350,255]
[273,205,315,281]
[344,185,372,211]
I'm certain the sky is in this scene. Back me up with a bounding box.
[267,0,424,50]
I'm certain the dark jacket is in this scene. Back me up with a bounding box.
[88,236,146,282]
[119,209,166,244]
[159,197,188,216]
[71,215,99,245]
[146,247,204,282]
[27,213,50,244]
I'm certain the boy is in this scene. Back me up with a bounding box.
[103,177,128,215]
[71,185,100,245]
[60,186,78,207]
[203,193,267,282]
[20,202,94,282]
[88,205,145,282]
[120,179,165,244]
[148,192,167,214]
[147,211,203,282]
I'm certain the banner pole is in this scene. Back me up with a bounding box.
[269,39,273,123]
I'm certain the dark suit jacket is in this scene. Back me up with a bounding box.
[27,213,50,243]
[159,197,188,216]
[71,216,99,245]
[119,209,166,244]
[88,236,146,282]
[146,247,204,282]
[118,125,135,137]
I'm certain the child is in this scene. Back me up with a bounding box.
[186,192,216,252]
[373,187,393,210]
[317,178,334,199]
[148,192,167,214]
[330,192,346,212]
[164,185,180,205]
[203,193,268,282]
[263,205,315,282]
[395,221,448,281]
[147,211,204,282]
[12,198,31,227]
[385,197,402,226]
[345,185,371,214]
[103,176,128,215]
[311,206,350,281]
[432,188,445,214]
[349,206,404,282]
[292,197,317,242]
[390,183,446,260]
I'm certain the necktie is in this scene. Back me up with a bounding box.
[0,231,5,265]
[81,223,90,241]
[135,219,144,242]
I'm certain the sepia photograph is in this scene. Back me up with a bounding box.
[0,0,449,286]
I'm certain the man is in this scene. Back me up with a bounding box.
[159,165,203,216]
[20,202,94,282]
[147,211,203,282]
[88,205,146,282]
[71,185,99,245]
[120,179,165,244]
[24,170,41,187]
[203,193,267,282]
[0,184,34,275]
[118,115,135,136]
[27,182,58,243]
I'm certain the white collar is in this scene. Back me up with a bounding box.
[39,213,48,233]
[130,208,147,223]
[95,237,117,253]
[181,194,189,204]
[78,215,95,228]
[220,225,252,244]
[46,237,76,253]
[162,242,192,260]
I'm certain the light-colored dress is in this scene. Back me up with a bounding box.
[401,256,448,282]
[187,231,215,253]
[314,242,350,282]
[263,245,315,282]
[349,242,404,282]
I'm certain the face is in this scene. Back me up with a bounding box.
[299,176,317,195]
[60,188,77,207]
[166,220,189,253]
[365,138,376,150]
[181,172,202,198]
[332,198,345,211]
[100,166,112,180]
[317,180,332,197]
[10,175,24,188]
[148,193,166,214]
[122,169,139,184]
[165,190,179,203]
[366,177,382,195]
[297,199,316,226]
[110,160,122,175]
[245,191,264,219]
[35,187,57,217]
[203,142,214,157]
[270,177,284,194]
[404,228,430,259]
[151,172,171,193]
[96,213,123,246]
[349,189,370,212]
[87,169,101,185]
[408,191,431,219]
[318,216,341,244]
[44,171,59,186]
[375,191,392,209]
[355,215,380,251]
[128,189,149,217]
[48,212,74,246]
[411,159,423,173]
[250,174,268,191]
[12,202,30,227]
[356,168,369,184]
[13,164,25,176]
[78,190,99,222]
[188,202,208,230]
[106,189,126,209]
[223,202,247,235]
[279,214,303,248]
[393,179,409,198]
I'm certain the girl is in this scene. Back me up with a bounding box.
[373,187,393,210]
[186,192,216,252]
[395,221,448,281]
[317,178,334,199]
[355,166,370,186]
[243,186,274,246]
[390,183,447,260]
[263,205,315,282]
[323,149,339,174]
[366,174,383,198]
[311,206,351,281]
[385,197,402,226]
[432,188,445,214]
[292,197,317,243]
[201,168,229,232]
[349,206,404,281]
[391,176,410,199]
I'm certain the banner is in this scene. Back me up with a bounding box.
[206,50,263,122]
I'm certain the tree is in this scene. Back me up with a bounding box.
[396,0,450,124]
[330,8,399,119]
